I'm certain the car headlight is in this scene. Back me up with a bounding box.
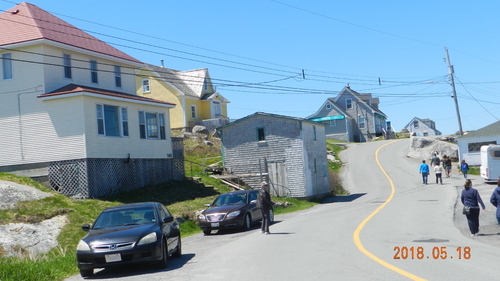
[138,232,157,245]
[198,213,206,220]
[227,210,240,217]
[77,240,91,251]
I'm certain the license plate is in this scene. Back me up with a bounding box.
[105,253,122,263]
[211,223,219,227]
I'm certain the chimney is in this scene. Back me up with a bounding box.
[160,60,164,68]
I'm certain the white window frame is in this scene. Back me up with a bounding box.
[2,53,12,80]
[142,79,150,93]
[326,103,331,109]
[139,111,166,140]
[63,54,71,79]
[90,60,98,84]
[329,120,336,127]
[96,104,128,137]
[191,105,197,119]
[346,99,352,109]
[114,65,122,88]
[358,117,366,129]
[212,101,221,118]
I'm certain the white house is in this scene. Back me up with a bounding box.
[402,117,442,137]
[0,2,183,198]
[456,121,500,165]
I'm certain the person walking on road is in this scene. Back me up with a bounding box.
[434,164,443,184]
[419,160,429,184]
[430,153,440,167]
[443,156,452,178]
[461,179,486,236]
[460,160,469,179]
[257,181,274,235]
[489,179,500,224]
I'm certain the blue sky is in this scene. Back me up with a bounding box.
[2,0,500,135]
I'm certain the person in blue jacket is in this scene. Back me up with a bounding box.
[460,160,469,179]
[489,179,500,224]
[461,179,486,236]
[419,160,429,184]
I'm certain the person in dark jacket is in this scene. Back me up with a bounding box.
[257,181,274,234]
[460,160,469,179]
[461,179,486,236]
[489,179,500,224]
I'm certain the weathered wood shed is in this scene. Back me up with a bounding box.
[218,112,330,199]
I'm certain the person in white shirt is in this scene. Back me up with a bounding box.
[434,165,443,184]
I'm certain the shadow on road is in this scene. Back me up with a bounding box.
[87,253,195,279]
[322,193,367,204]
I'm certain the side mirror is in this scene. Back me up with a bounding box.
[204,204,211,207]
[250,200,257,205]
[163,216,174,223]
[82,224,91,231]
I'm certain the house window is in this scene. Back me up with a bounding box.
[2,53,12,80]
[257,127,265,141]
[90,60,98,83]
[121,108,129,136]
[358,117,365,129]
[468,141,497,153]
[63,54,71,79]
[96,104,128,137]
[142,79,150,93]
[159,113,166,139]
[346,99,352,109]
[423,132,428,136]
[213,101,221,118]
[203,77,208,91]
[413,121,419,128]
[326,104,331,109]
[114,65,122,88]
[329,120,336,127]
[139,111,166,140]
[191,105,197,119]
[313,126,317,141]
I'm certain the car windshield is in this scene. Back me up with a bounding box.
[212,193,247,206]
[92,207,156,229]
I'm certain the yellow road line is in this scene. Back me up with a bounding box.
[352,140,426,281]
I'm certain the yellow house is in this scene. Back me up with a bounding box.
[137,64,230,131]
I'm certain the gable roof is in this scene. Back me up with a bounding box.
[219,112,324,131]
[0,2,141,63]
[334,86,387,118]
[459,120,500,139]
[38,84,175,107]
[305,98,347,120]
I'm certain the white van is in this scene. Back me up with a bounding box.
[480,144,500,181]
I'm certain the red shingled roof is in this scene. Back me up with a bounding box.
[39,84,176,107]
[0,2,141,63]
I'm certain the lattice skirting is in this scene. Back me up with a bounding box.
[48,157,184,199]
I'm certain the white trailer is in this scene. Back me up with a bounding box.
[480,144,500,181]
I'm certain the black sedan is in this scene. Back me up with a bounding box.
[76,202,181,277]
[197,190,274,235]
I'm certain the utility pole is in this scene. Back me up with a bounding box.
[444,47,464,136]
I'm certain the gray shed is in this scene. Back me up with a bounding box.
[218,112,330,199]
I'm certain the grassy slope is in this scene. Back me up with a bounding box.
[0,135,334,280]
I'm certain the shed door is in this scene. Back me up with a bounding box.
[267,161,288,197]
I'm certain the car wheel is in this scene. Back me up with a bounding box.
[269,209,275,224]
[155,240,168,269]
[79,268,93,277]
[172,236,182,258]
[203,229,212,235]
[243,213,251,230]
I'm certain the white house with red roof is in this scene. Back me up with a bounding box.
[0,2,183,198]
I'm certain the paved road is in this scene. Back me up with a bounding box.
[67,139,500,280]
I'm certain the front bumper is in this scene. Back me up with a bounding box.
[76,242,162,270]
